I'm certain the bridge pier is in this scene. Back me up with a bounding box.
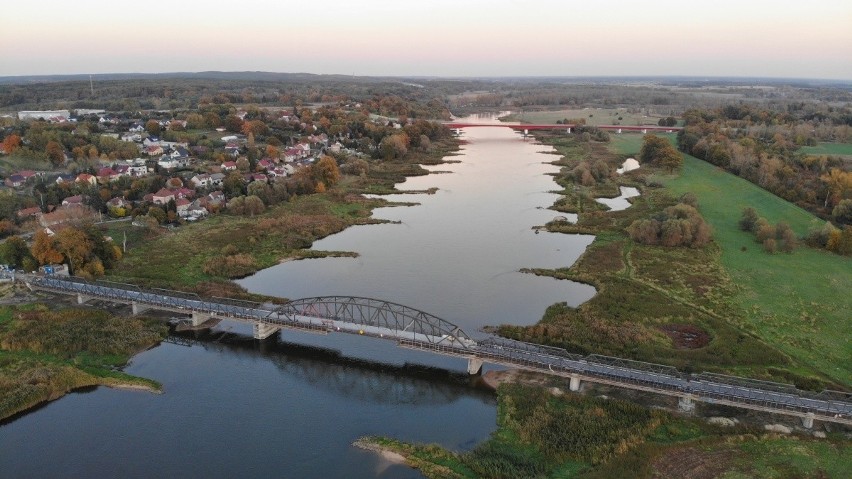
[253,323,280,340]
[678,395,696,413]
[467,357,483,376]
[191,311,212,327]
[617,128,622,134]
[131,301,150,315]
[642,129,648,134]
[566,127,572,134]
[569,375,581,392]
[77,293,93,305]
[802,413,815,429]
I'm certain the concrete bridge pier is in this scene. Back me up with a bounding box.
[467,357,483,376]
[253,323,280,340]
[131,302,150,315]
[191,311,212,327]
[77,293,93,305]
[617,128,622,134]
[642,129,648,134]
[566,127,572,134]
[569,375,581,392]
[802,413,815,429]
[678,395,696,413]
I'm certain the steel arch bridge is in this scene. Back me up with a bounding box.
[275,296,474,348]
[18,273,852,427]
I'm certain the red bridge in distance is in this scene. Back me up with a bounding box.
[443,122,681,133]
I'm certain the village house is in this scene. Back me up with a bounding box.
[191,173,211,188]
[204,191,226,208]
[62,195,84,207]
[106,197,129,209]
[257,159,274,170]
[55,173,75,185]
[144,145,164,156]
[175,198,191,215]
[209,173,226,186]
[97,167,120,183]
[221,161,238,171]
[151,188,175,205]
[16,206,42,220]
[75,173,97,186]
[4,174,25,188]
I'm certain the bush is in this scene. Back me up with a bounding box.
[739,207,759,232]
[627,202,712,248]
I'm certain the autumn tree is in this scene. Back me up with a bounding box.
[145,119,161,136]
[821,168,852,208]
[54,228,93,274]
[1,134,21,154]
[639,134,682,172]
[833,199,852,224]
[379,133,409,160]
[31,229,65,265]
[312,156,340,187]
[45,140,65,166]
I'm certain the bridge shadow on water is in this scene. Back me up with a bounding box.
[168,329,497,407]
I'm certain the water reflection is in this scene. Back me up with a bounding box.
[175,330,490,407]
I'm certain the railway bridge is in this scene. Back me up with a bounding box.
[22,274,852,429]
[443,122,681,135]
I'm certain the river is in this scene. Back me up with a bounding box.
[0,116,597,478]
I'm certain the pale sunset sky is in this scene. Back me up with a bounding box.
[2,0,850,79]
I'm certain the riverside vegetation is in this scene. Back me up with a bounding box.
[359,383,850,479]
[0,291,167,421]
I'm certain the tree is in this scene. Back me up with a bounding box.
[0,236,33,268]
[31,230,64,265]
[1,134,21,154]
[145,119,161,136]
[244,195,265,216]
[832,199,852,225]
[820,168,852,208]
[45,140,65,166]
[312,156,340,187]
[639,134,683,172]
[739,207,759,232]
[54,228,93,273]
[379,133,409,160]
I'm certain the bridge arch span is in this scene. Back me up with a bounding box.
[276,296,474,349]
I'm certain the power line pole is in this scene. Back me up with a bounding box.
[89,75,94,96]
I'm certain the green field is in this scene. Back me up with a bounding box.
[504,108,663,127]
[610,138,852,384]
[800,142,852,157]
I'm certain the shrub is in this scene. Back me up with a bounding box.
[739,207,759,232]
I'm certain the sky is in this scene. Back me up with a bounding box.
[2,0,851,79]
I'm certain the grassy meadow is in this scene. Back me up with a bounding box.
[614,137,852,385]
[503,108,664,127]
[800,142,852,158]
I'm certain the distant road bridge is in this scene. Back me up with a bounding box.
[22,274,852,428]
[444,122,681,134]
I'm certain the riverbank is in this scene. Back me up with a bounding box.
[496,132,845,391]
[0,289,167,421]
[358,381,850,479]
[107,137,461,292]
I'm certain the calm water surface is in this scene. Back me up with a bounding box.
[0,116,598,478]
[238,117,596,333]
